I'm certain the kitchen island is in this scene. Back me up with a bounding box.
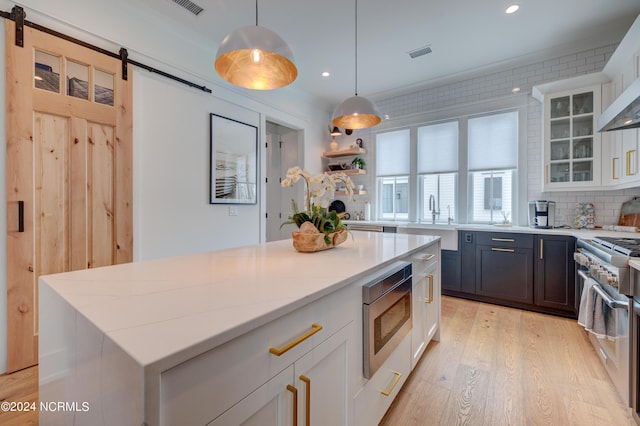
[39,231,440,425]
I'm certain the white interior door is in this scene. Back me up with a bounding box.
[266,123,301,242]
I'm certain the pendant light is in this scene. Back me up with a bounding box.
[332,0,381,129]
[215,0,297,90]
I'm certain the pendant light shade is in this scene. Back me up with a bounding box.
[331,0,381,129]
[215,2,297,90]
[332,95,381,129]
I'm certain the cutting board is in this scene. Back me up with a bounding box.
[618,197,640,228]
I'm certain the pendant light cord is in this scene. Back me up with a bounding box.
[354,0,358,96]
[255,0,259,26]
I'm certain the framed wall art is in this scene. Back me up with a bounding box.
[209,113,258,204]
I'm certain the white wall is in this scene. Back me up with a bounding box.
[0,0,331,373]
[133,72,260,259]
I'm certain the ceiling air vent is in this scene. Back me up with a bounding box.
[172,0,204,16]
[408,45,432,59]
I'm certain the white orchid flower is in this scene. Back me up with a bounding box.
[281,165,356,214]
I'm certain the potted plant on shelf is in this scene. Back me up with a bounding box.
[351,156,366,170]
[281,167,355,252]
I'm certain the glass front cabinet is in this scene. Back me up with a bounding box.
[540,85,602,191]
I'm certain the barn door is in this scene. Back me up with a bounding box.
[5,20,133,372]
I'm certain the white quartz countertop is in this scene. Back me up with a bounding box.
[39,231,438,370]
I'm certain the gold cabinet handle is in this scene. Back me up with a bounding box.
[287,384,298,426]
[491,237,514,242]
[381,371,402,397]
[545,165,549,184]
[628,150,637,176]
[420,253,435,261]
[425,274,433,304]
[269,324,323,356]
[539,239,544,260]
[613,157,620,180]
[627,150,631,176]
[300,375,311,426]
[491,248,515,253]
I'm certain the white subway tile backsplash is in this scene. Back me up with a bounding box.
[373,42,640,227]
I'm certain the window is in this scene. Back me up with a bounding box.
[376,129,410,220]
[468,111,518,223]
[380,176,409,220]
[373,108,520,224]
[418,121,458,223]
[471,170,513,222]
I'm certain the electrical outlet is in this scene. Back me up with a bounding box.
[229,206,238,216]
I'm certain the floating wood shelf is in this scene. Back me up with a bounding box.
[326,169,367,175]
[323,148,367,158]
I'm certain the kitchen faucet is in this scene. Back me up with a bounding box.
[428,194,439,224]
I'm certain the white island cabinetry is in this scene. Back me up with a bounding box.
[39,232,440,426]
[208,319,355,426]
[410,242,441,369]
[162,284,357,425]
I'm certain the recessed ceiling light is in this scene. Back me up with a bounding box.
[505,4,519,14]
[512,87,520,93]
[321,71,330,78]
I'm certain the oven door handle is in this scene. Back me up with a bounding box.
[577,269,589,282]
[578,270,629,310]
[592,281,629,310]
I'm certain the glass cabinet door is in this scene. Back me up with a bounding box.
[548,91,594,184]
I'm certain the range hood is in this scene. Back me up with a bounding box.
[598,76,640,132]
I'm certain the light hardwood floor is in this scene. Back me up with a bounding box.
[381,296,636,426]
[0,296,635,426]
[0,363,37,425]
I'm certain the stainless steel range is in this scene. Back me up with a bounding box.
[575,236,634,409]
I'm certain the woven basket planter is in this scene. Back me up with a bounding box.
[291,228,348,252]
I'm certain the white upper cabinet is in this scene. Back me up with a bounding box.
[534,76,607,192]
[600,15,640,189]
[533,15,640,191]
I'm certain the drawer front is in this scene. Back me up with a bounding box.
[411,243,439,271]
[354,333,411,426]
[160,285,355,425]
[475,232,533,248]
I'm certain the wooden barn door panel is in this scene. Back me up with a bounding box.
[5,20,132,372]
